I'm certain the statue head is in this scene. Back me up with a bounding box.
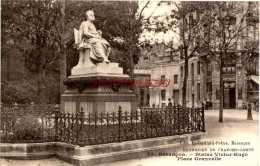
[86,10,95,21]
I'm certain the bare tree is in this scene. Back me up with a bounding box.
[199,1,259,122]
[170,2,206,106]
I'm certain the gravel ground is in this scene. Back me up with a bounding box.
[1,109,259,166]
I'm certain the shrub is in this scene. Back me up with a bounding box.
[143,113,164,128]
[12,116,44,142]
[1,81,41,104]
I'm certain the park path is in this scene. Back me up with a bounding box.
[1,109,259,166]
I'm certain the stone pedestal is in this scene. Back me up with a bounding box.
[61,49,136,114]
[71,62,123,76]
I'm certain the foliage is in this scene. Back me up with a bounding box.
[12,116,44,141]
[1,76,60,104]
[1,1,144,104]
[2,0,62,70]
[144,113,164,128]
[199,2,258,65]
[1,0,63,104]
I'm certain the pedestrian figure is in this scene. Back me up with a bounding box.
[204,100,208,110]
[247,103,253,120]
[167,98,173,108]
[152,102,155,108]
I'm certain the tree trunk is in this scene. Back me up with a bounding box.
[128,46,134,78]
[60,0,67,102]
[182,50,188,106]
[7,53,10,81]
[38,59,46,104]
[42,68,46,103]
[59,48,67,98]
[36,46,47,104]
[219,64,224,122]
[219,6,224,122]
[170,42,173,61]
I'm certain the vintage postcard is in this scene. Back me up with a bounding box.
[1,1,259,166]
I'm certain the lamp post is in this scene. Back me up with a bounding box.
[246,73,253,120]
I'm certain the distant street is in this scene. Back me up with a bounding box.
[1,109,259,166]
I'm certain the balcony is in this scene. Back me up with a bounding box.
[134,67,151,75]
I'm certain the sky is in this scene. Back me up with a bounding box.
[138,1,172,19]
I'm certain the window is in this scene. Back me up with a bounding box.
[207,82,212,100]
[161,90,166,101]
[223,66,236,74]
[174,75,178,84]
[173,90,179,105]
[191,63,194,85]
[146,94,150,106]
[140,88,144,106]
[197,61,200,75]
[247,60,258,75]
[216,87,220,100]
[247,24,256,42]
[161,75,165,79]
[238,87,242,100]
[181,66,183,77]
[197,83,200,101]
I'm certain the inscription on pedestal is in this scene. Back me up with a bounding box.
[80,102,93,114]
[64,101,76,113]
[105,102,131,113]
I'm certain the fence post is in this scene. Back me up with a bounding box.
[14,103,18,110]
[177,104,181,134]
[118,105,122,142]
[79,107,85,146]
[54,106,60,141]
[201,103,206,132]
[187,107,190,134]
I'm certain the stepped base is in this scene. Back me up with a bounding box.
[71,63,123,76]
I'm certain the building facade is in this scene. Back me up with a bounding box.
[137,1,258,109]
[133,58,151,108]
[180,56,259,110]
[150,61,180,108]
[178,1,259,109]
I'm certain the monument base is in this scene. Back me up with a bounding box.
[61,74,136,114]
[63,48,136,114]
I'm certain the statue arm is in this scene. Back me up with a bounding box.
[83,22,100,39]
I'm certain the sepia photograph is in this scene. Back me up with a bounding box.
[1,1,259,166]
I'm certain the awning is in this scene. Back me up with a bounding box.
[251,75,259,85]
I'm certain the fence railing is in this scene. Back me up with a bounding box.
[1,104,205,146]
[1,104,58,143]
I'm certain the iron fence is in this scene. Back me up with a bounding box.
[1,104,58,143]
[1,104,205,146]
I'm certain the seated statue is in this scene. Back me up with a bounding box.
[78,10,110,63]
